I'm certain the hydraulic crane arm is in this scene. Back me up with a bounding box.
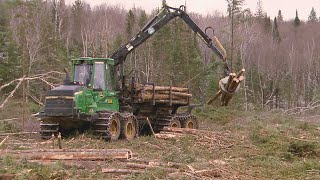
[109,5,230,73]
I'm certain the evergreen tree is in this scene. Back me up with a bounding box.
[263,15,272,33]
[255,0,264,19]
[126,9,135,38]
[0,0,21,87]
[308,7,317,23]
[71,0,85,57]
[294,10,301,27]
[277,10,284,22]
[226,0,245,70]
[138,10,147,28]
[272,17,281,43]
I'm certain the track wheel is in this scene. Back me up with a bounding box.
[109,115,121,141]
[121,115,137,140]
[169,118,181,128]
[181,116,199,129]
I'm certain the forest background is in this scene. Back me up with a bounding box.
[1,0,320,114]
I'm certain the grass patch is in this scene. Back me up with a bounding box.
[288,141,319,158]
[196,105,244,125]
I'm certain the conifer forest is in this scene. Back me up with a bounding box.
[0,0,320,179]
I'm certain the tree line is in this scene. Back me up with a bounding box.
[1,0,320,113]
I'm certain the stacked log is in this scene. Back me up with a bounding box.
[207,68,245,106]
[133,83,192,105]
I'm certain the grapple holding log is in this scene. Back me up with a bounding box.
[207,68,245,106]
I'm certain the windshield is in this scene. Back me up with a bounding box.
[74,63,92,86]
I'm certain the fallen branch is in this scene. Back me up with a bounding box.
[26,92,44,106]
[0,75,26,109]
[125,163,177,173]
[289,136,320,143]
[102,168,144,174]
[0,118,18,122]
[0,136,9,148]
[0,71,64,92]
[0,132,38,136]
[155,133,185,139]
[146,117,156,137]
[0,149,133,160]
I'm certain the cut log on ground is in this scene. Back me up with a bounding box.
[0,136,9,148]
[124,163,178,173]
[155,133,185,139]
[163,127,201,135]
[102,168,144,174]
[0,149,133,160]
[0,132,38,136]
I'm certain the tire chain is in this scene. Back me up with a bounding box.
[93,111,120,140]
[39,122,59,140]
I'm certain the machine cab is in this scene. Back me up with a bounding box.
[72,57,115,92]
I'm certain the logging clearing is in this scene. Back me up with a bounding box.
[0,110,319,179]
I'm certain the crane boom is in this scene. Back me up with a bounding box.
[109,5,229,73]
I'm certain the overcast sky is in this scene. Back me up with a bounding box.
[66,0,320,21]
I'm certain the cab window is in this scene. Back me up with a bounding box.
[74,63,92,86]
[93,62,105,90]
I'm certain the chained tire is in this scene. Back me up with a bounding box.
[181,114,199,129]
[39,121,59,140]
[168,118,181,128]
[120,114,137,141]
[93,112,121,141]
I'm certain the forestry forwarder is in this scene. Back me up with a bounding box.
[37,5,231,140]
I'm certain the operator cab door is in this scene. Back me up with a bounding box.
[93,62,106,91]
[93,61,114,92]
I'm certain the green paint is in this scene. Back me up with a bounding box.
[71,57,119,115]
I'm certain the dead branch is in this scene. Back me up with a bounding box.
[0,132,38,136]
[26,92,44,106]
[0,149,133,160]
[125,163,177,172]
[0,118,18,122]
[155,133,185,139]
[146,117,156,137]
[0,75,25,109]
[0,136,9,148]
[0,71,64,92]
[289,136,320,143]
[102,168,144,174]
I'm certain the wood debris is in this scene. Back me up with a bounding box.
[0,149,133,161]
[0,136,9,148]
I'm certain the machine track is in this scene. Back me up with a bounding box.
[177,113,199,129]
[39,122,59,139]
[120,113,138,140]
[153,113,198,132]
[93,111,121,140]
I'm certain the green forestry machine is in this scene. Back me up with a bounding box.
[37,5,230,140]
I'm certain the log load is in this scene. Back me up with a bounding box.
[129,83,192,105]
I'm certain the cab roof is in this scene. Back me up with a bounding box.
[72,57,114,65]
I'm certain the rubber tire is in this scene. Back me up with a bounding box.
[169,119,181,128]
[108,115,121,141]
[181,116,199,129]
[120,117,137,141]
